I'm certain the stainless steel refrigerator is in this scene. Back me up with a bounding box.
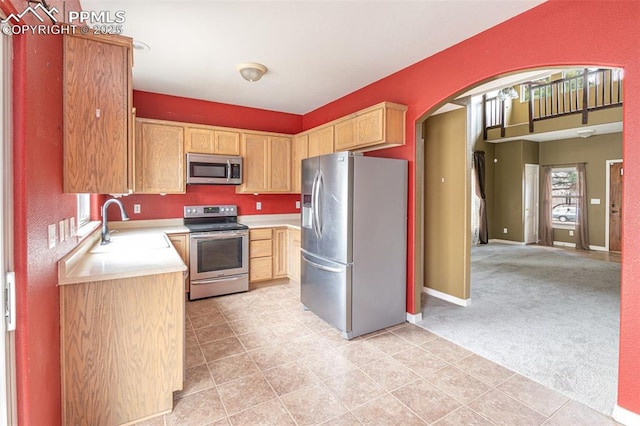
[301,151,407,339]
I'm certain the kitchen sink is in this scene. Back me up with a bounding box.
[89,233,170,254]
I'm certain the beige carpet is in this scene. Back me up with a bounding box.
[418,243,620,415]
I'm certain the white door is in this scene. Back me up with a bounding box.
[524,164,540,244]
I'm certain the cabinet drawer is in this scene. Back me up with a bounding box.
[250,257,273,282]
[250,239,272,258]
[250,228,273,240]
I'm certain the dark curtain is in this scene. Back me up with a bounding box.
[473,151,488,244]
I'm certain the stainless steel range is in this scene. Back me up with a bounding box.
[184,205,249,300]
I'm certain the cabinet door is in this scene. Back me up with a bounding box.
[334,118,357,151]
[269,137,292,192]
[287,229,301,282]
[135,121,185,194]
[308,126,334,157]
[239,134,269,193]
[168,234,190,293]
[215,131,240,155]
[63,34,132,194]
[291,134,308,194]
[185,127,215,154]
[273,228,288,278]
[356,107,384,146]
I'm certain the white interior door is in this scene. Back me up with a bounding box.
[524,164,540,244]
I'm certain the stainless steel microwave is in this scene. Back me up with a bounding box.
[186,153,243,185]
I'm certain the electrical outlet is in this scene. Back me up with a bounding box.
[59,220,65,243]
[48,224,56,249]
[256,201,262,210]
[503,228,508,234]
[296,201,301,209]
[134,204,141,214]
[569,230,574,236]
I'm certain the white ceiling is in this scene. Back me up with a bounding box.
[81,0,547,114]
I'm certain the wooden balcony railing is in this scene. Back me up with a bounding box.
[483,68,623,139]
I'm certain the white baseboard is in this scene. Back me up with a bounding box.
[489,239,525,245]
[613,404,640,426]
[406,312,422,323]
[423,287,470,307]
[554,241,575,248]
[589,245,608,252]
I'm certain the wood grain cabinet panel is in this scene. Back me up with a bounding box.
[291,134,308,194]
[308,126,334,158]
[60,272,184,425]
[249,228,274,282]
[185,128,240,155]
[273,228,288,278]
[168,233,190,293]
[287,228,301,283]
[63,33,133,194]
[237,134,291,194]
[135,120,185,194]
[333,102,407,152]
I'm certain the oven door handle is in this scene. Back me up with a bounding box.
[190,231,247,239]
[191,275,245,286]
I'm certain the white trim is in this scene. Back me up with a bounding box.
[613,404,640,426]
[554,241,575,249]
[605,159,623,252]
[406,312,422,323]
[488,239,525,245]
[423,286,471,307]
[589,245,608,252]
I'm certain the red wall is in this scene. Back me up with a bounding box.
[303,0,640,416]
[7,1,82,425]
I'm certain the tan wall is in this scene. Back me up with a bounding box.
[493,141,527,241]
[539,133,622,247]
[423,109,470,300]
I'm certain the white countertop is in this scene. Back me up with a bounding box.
[238,213,301,230]
[58,226,187,285]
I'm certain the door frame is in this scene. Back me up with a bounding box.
[605,159,623,252]
[524,163,540,244]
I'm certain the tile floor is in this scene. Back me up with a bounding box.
[138,280,620,425]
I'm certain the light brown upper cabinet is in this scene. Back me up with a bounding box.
[291,134,309,194]
[237,133,291,194]
[135,119,185,194]
[63,33,133,194]
[308,126,334,158]
[333,102,407,152]
[184,127,240,155]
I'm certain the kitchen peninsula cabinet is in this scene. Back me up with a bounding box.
[185,127,240,155]
[63,33,133,194]
[237,134,292,194]
[333,102,407,152]
[135,119,185,194]
[168,233,190,292]
[60,271,184,425]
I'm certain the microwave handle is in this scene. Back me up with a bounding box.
[226,159,231,183]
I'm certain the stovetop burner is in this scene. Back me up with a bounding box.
[183,204,247,233]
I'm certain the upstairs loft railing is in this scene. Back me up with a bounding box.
[483,68,623,139]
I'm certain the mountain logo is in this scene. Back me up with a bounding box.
[1,3,59,24]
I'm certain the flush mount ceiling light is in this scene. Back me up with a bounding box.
[496,86,519,101]
[132,40,151,52]
[237,62,267,82]
[577,129,596,138]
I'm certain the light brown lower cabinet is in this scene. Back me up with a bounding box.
[168,233,190,293]
[273,228,288,278]
[287,228,301,282]
[60,272,184,425]
[249,228,273,282]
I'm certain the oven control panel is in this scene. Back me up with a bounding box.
[184,205,237,218]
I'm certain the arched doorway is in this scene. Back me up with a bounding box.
[415,66,623,415]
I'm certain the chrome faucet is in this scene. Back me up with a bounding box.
[101,198,130,244]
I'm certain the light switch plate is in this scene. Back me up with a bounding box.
[591,198,601,205]
[48,224,56,249]
[296,201,301,209]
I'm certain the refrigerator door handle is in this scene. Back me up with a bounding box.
[316,173,324,237]
[302,253,344,273]
[312,171,321,238]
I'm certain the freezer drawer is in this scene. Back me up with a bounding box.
[300,250,352,336]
